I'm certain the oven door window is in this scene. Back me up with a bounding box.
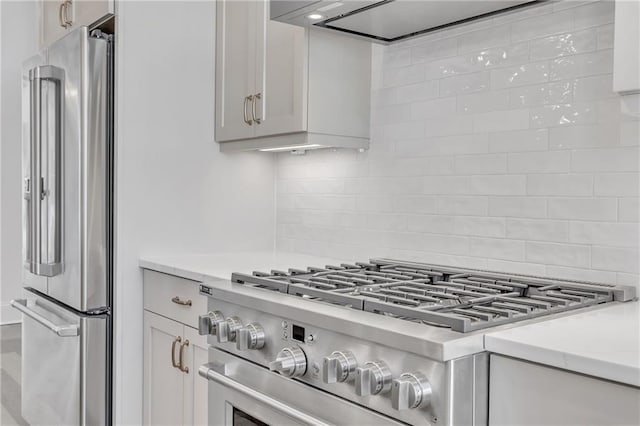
[233,407,269,426]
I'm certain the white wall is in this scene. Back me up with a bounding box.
[0,0,38,325]
[114,2,275,424]
[276,0,640,289]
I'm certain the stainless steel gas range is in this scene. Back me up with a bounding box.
[197,258,636,426]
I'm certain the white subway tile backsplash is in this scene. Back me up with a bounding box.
[394,196,438,214]
[470,175,527,195]
[382,64,425,88]
[396,134,489,157]
[530,102,598,128]
[436,196,489,216]
[619,198,639,223]
[591,246,639,273]
[570,221,639,247]
[526,241,591,267]
[456,153,508,175]
[457,24,511,54]
[527,174,593,196]
[469,237,525,261]
[411,97,457,120]
[509,81,573,107]
[548,197,618,221]
[594,173,639,196]
[506,218,569,242]
[491,62,550,89]
[458,90,510,114]
[529,29,597,61]
[276,2,639,283]
[571,147,639,172]
[440,71,491,96]
[549,49,613,80]
[489,129,549,153]
[511,9,573,42]
[508,151,571,173]
[411,37,458,64]
[489,197,548,218]
[573,74,616,101]
[572,0,615,29]
[596,24,614,49]
[546,265,617,283]
[473,109,530,132]
[424,115,474,137]
[549,123,621,149]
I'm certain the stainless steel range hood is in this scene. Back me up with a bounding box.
[271,0,539,44]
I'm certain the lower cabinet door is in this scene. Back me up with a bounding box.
[183,327,209,426]
[143,311,185,426]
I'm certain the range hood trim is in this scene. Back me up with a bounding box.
[274,0,545,44]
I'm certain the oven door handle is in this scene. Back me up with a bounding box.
[199,362,332,426]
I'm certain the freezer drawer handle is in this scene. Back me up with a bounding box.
[10,299,78,337]
[26,65,64,277]
[171,296,192,307]
[199,362,331,426]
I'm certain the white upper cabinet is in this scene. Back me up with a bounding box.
[613,0,640,94]
[215,0,371,151]
[40,0,113,48]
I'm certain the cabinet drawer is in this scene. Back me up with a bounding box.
[143,270,205,329]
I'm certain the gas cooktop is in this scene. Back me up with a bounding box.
[231,258,636,333]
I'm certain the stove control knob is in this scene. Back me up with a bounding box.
[322,351,357,384]
[355,361,392,396]
[269,347,307,378]
[216,316,243,343]
[391,372,432,410]
[198,311,224,336]
[236,323,265,351]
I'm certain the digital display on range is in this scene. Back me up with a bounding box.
[292,324,305,343]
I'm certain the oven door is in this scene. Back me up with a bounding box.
[200,348,403,426]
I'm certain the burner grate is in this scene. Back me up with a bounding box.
[230,258,634,333]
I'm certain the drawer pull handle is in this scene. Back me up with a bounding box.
[171,336,182,369]
[179,340,190,374]
[171,296,192,306]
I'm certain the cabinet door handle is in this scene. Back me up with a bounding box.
[171,296,192,306]
[179,340,190,373]
[252,93,261,124]
[63,0,73,27]
[59,2,66,28]
[243,95,253,125]
[171,336,182,369]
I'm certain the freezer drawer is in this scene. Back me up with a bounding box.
[12,292,107,425]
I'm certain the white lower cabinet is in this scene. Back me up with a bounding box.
[143,270,209,426]
[489,354,640,425]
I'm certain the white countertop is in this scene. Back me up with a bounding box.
[485,302,640,387]
[139,251,345,282]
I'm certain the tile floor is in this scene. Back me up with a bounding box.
[0,324,28,425]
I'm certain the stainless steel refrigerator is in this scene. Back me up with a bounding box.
[11,26,113,426]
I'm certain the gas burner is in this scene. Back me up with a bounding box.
[231,258,635,333]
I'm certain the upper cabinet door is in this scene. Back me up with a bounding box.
[215,0,257,142]
[41,1,69,48]
[253,2,307,138]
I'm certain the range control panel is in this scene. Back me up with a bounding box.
[195,288,477,426]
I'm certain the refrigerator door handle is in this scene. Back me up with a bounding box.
[10,299,79,337]
[27,65,64,277]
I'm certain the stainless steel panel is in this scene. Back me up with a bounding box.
[20,291,106,425]
[46,27,110,312]
[205,348,404,425]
